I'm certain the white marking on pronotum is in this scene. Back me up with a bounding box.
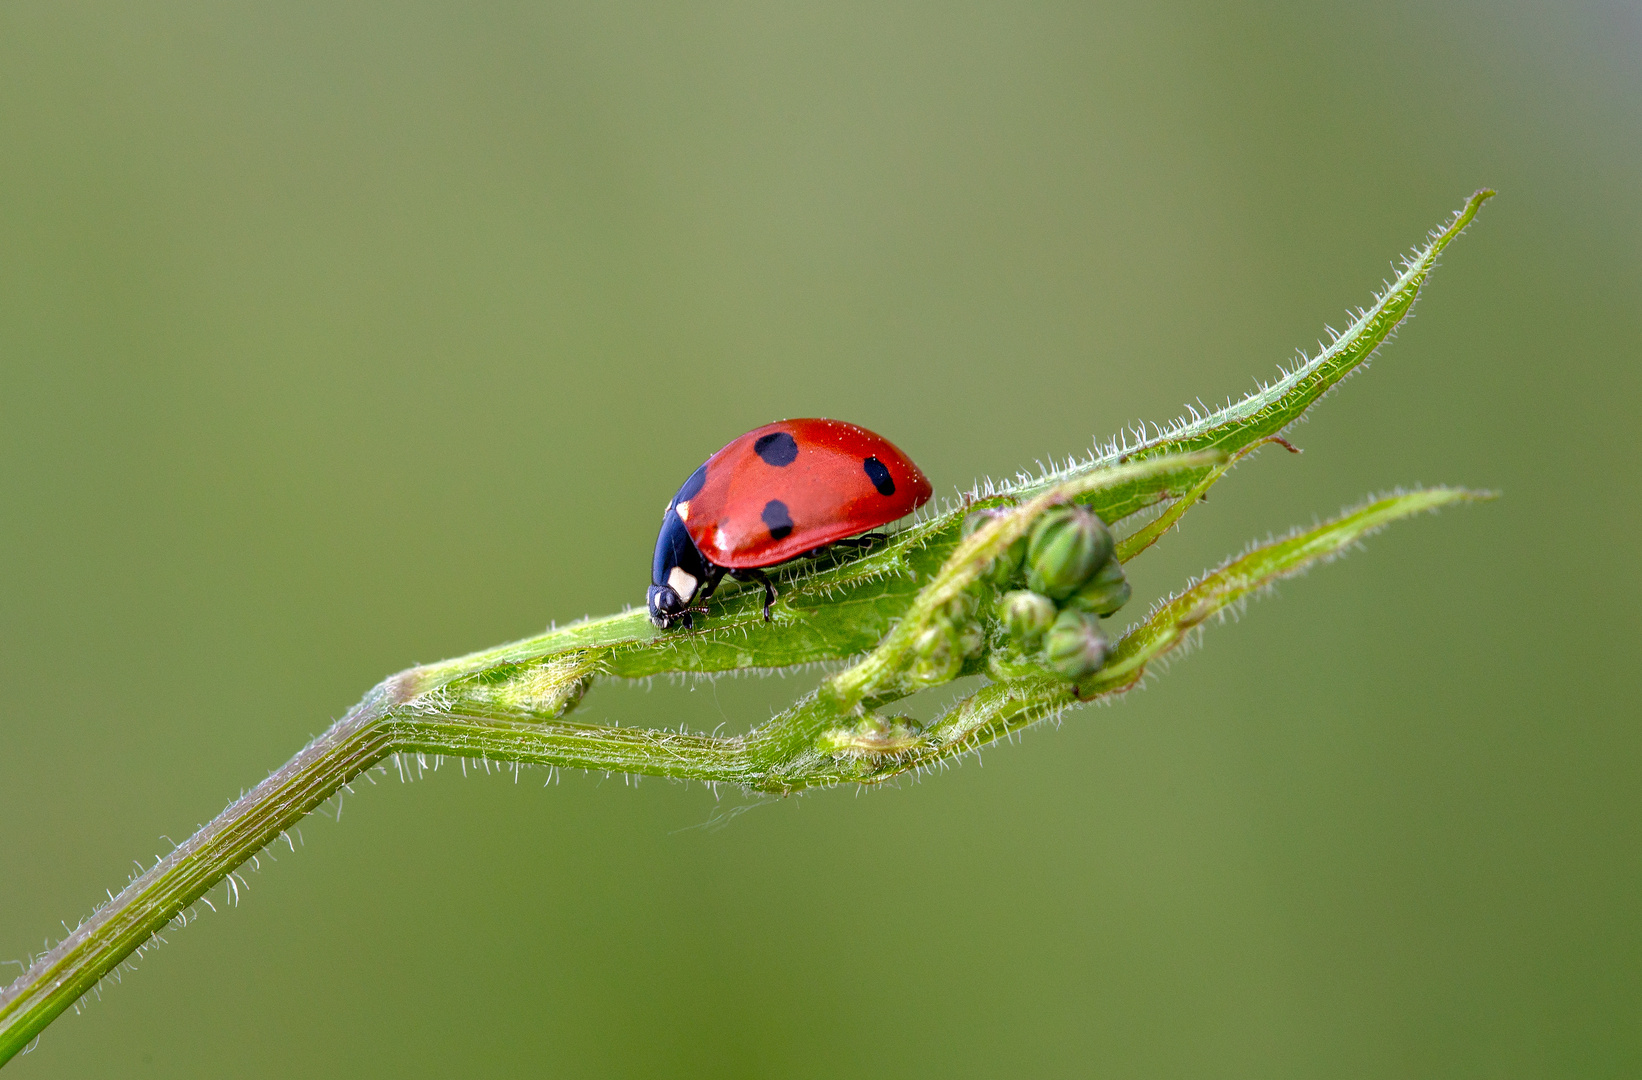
[667,566,699,601]
[675,500,691,522]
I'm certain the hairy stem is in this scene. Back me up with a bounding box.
[0,190,1493,1066]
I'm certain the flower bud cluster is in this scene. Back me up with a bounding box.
[976,503,1132,681]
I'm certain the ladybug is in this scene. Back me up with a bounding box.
[648,419,934,629]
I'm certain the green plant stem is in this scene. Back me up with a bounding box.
[0,484,1488,1063]
[0,190,1492,1066]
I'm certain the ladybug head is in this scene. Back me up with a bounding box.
[651,502,710,630]
[647,583,692,630]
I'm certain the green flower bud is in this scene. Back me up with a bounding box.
[942,593,986,657]
[997,589,1056,646]
[1043,608,1110,680]
[1025,505,1115,600]
[819,714,926,759]
[1063,556,1132,617]
[964,509,1027,587]
[910,624,963,684]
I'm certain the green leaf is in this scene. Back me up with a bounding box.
[1089,487,1496,691]
[1018,189,1496,519]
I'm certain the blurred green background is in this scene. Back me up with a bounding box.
[2,0,1638,1075]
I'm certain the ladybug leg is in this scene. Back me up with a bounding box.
[751,570,778,621]
[696,565,728,604]
[829,533,882,551]
[730,568,779,621]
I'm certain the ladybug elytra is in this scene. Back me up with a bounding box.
[648,419,934,629]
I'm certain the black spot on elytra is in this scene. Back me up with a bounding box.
[863,457,895,496]
[761,499,793,541]
[674,463,707,504]
[754,431,799,467]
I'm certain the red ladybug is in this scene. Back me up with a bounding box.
[648,419,934,629]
